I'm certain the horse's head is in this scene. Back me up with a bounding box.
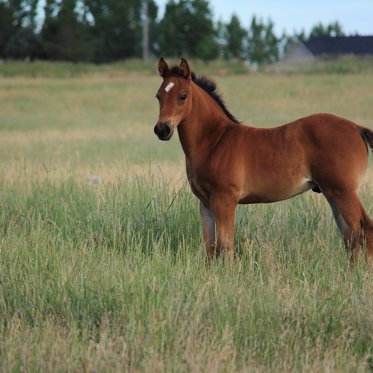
[154,57,192,141]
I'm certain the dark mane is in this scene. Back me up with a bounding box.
[191,73,240,124]
[166,66,240,124]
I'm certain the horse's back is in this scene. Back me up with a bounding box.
[236,113,369,202]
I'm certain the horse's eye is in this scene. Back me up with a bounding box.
[179,94,187,101]
[155,94,160,100]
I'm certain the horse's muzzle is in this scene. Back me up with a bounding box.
[154,122,174,141]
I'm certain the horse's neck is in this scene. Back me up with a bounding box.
[177,84,230,161]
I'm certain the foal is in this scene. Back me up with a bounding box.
[154,58,373,264]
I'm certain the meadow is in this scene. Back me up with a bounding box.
[1,60,373,372]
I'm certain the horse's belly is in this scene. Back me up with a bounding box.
[238,177,315,204]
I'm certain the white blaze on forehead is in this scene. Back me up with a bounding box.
[165,82,175,93]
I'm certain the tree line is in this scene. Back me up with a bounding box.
[0,0,345,64]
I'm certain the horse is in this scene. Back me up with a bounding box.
[153,57,373,265]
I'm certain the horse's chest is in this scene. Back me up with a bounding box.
[186,164,210,205]
[188,175,210,204]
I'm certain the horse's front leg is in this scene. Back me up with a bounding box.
[199,201,216,261]
[210,194,237,265]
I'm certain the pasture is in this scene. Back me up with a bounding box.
[1,62,373,372]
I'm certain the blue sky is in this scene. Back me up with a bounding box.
[156,0,373,35]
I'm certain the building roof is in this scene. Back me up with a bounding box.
[303,36,373,56]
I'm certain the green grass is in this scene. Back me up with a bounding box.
[272,56,373,75]
[1,62,373,372]
[2,57,372,79]
[1,176,373,372]
[0,59,251,78]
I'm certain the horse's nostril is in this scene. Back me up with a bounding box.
[154,122,173,140]
[163,125,171,136]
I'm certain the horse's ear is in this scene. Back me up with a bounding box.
[158,57,169,78]
[180,58,191,80]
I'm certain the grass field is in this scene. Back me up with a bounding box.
[1,61,373,372]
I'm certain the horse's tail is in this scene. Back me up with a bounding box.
[360,127,373,154]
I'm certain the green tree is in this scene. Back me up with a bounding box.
[246,16,279,65]
[0,1,13,57]
[224,14,247,60]
[83,0,146,62]
[0,0,40,58]
[41,0,94,61]
[4,26,43,59]
[6,0,39,29]
[158,0,219,61]
[157,1,184,57]
[310,21,344,38]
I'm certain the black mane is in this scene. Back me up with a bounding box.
[191,73,240,124]
[166,66,240,124]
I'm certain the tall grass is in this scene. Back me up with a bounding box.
[1,172,373,372]
[1,64,373,372]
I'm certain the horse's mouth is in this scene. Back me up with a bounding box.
[158,132,174,141]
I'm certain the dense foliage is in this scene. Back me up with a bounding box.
[0,0,345,64]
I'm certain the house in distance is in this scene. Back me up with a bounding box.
[283,35,373,63]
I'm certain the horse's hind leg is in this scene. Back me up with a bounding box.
[326,192,373,263]
[326,197,348,236]
[361,209,373,264]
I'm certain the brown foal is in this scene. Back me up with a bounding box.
[154,57,373,264]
